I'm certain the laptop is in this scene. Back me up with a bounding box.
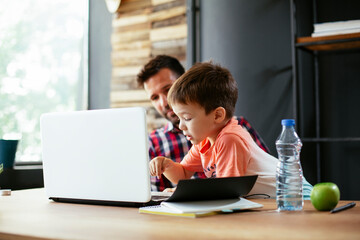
[41,107,168,207]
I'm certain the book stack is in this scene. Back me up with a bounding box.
[139,197,263,218]
[139,175,263,218]
[312,19,360,37]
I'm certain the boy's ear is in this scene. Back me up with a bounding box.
[214,107,226,123]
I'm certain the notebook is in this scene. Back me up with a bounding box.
[139,197,263,218]
[40,107,167,207]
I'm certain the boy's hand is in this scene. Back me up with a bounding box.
[149,156,173,178]
[163,187,176,192]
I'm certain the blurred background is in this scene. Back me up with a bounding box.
[0,0,359,199]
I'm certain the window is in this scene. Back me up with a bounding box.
[0,0,88,162]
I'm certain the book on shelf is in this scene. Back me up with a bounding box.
[312,19,360,37]
[139,175,264,218]
[139,197,262,218]
[311,28,360,37]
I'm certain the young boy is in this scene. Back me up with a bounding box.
[137,55,270,192]
[149,62,311,198]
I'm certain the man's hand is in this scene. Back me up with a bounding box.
[149,156,173,178]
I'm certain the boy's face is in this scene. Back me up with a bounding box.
[172,102,219,145]
[144,68,179,126]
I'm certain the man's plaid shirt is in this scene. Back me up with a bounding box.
[148,116,270,191]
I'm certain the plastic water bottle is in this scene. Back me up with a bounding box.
[276,119,303,211]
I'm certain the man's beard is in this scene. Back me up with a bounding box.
[162,107,180,128]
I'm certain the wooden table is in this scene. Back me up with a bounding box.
[0,188,359,240]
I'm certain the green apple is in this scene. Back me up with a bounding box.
[310,182,340,211]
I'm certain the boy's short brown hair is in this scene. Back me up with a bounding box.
[168,62,238,119]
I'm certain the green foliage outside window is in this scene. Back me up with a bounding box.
[0,0,87,161]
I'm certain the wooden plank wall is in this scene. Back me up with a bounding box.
[110,0,187,131]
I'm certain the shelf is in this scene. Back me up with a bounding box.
[296,32,360,51]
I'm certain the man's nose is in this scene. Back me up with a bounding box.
[159,95,168,108]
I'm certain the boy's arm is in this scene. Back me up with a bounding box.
[149,156,194,184]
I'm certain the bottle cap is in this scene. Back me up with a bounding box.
[281,119,295,126]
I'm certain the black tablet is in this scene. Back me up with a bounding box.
[165,175,258,202]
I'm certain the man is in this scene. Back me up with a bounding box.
[137,55,269,191]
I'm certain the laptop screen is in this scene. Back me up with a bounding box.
[40,107,152,203]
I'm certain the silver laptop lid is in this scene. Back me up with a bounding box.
[40,107,151,203]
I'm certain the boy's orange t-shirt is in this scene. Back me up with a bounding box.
[180,118,251,178]
[180,118,278,197]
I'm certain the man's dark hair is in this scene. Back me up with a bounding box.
[137,55,185,88]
